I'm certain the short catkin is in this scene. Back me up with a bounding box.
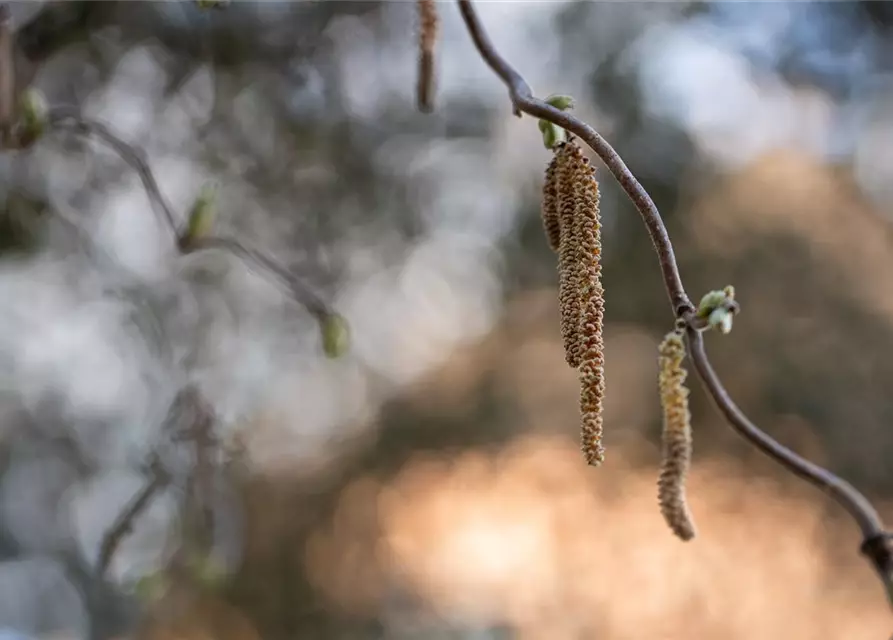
[416,0,438,113]
[541,152,561,253]
[657,330,696,540]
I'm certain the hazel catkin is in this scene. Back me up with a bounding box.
[541,152,561,253]
[574,151,605,466]
[416,0,438,113]
[555,141,585,369]
[544,137,607,466]
[657,330,696,541]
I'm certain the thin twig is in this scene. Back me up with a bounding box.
[96,455,170,579]
[455,0,893,606]
[173,385,217,556]
[684,327,883,536]
[46,106,181,238]
[41,106,332,321]
[184,235,331,320]
[686,325,893,604]
[416,0,438,113]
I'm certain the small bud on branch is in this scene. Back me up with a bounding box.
[320,312,351,359]
[180,183,217,251]
[16,88,47,148]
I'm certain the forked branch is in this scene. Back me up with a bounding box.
[97,454,170,579]
[455,0,893,606]
[43,106,332,322]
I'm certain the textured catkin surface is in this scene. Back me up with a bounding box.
[657,331,696,540]
[572,148,606,467]
[555,141,584,371]
[549,139,606,465]
[541,152,561,253]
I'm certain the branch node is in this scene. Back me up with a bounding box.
[861,533,893,606]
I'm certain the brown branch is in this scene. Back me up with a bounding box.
[685,328,883,536]
[416,0,438,113]
[686,326,893,601]
[455,0,893,607]
[456,0,690,317]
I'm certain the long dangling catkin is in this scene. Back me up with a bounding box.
[657,330,696,540]
[556,141,584,369]
[541,152,561,253]
[573,149,606,466]
[416,0,438,113]
[549,138,607,465]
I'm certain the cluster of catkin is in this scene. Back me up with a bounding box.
[541,138,696,540]
[657,329,696,540]
[541,139,606,466]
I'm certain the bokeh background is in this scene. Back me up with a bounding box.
[0,1,892,638]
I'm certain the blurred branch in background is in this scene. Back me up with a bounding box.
[44,106,334,324]
[47,106,180,236]
[97,453,169,580]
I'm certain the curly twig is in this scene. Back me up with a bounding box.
[46,106,180,238]
[455,0,893,606]
[456,0,689,316]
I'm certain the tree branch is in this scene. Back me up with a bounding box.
[455,0,893,607]
[456,0,690,316]
[42,105,332,321]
